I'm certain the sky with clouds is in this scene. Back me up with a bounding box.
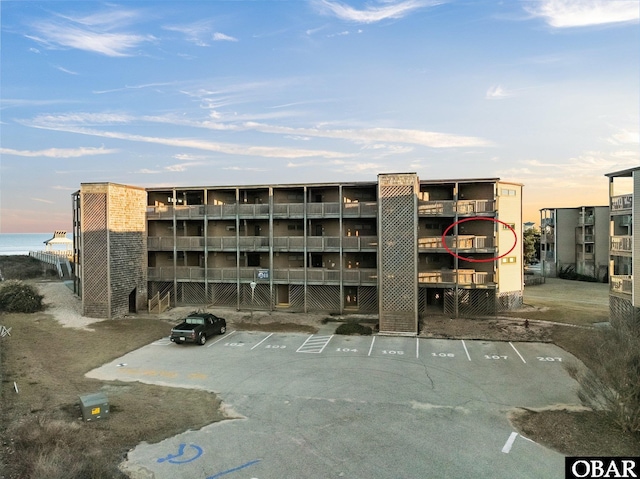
[1,0,638,232]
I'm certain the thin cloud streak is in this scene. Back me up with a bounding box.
[24,111,493,149]
[27,7,155,57]
[314,0,443,24]
[24,123,355,159]
[0,146,118,158]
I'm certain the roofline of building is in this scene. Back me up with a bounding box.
[539,205,609,212]
[80,182,147,191]
[142,176,519,192]
[605,166,640,178]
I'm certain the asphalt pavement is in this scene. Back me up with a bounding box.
[87,331,581,479]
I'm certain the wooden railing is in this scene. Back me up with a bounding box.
[148,291,170,313]
[611,236,632,253]
[418,269,493,285]
[147,201,378,219]
[418,235,492,250]
[418,199,496,216]
[610,275,632,295]
[148,267,378,284]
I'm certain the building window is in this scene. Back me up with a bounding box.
[502,223,516,230]
[501,256,516,264]
[501,189,516,196]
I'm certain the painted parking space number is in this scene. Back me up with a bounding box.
[224,342,245,347]
[265,345,286,349]
[537,356,562,362]
[485,355,507,360]
[382,350,404,355]
[431,353,455,358]
[336,348,358,353]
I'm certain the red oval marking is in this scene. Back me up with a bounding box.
[440,217,517,263]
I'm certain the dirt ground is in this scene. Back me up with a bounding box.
[0,277,637,479]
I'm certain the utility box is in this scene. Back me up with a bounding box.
[79,392,109,421]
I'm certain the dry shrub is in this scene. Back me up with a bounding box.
[7,416,126,479]
[567,321,640,433]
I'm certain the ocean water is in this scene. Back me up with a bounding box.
[0,233,73,256]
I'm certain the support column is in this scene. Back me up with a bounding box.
[377,173,419,335]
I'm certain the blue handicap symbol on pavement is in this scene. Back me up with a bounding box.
[157,443,203,464]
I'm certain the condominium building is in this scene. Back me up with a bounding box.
[606,166,640,327]
[539,206,609,280]
[71,173,523,335]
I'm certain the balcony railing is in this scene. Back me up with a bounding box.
[611,235,632,253]
[418,269,493,285]
[541,217,555,227]
[419,200,455,216]
[457,200,495,215]
[148,267,377,283]
[611,194,633,212]
[418,199,495,216]
[610,275,632,295]
[307,203,340,217]
[343,201,377,217]
[418,235,492,250]
[578,215,594,226]
[273,203,305,217]
[576,233,594,244]
[576,252,594,262]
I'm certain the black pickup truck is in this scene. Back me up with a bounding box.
[170,312,226,346]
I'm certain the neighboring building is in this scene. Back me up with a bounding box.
[606,166,640,327]
[539,206,609,280]
[72,173,523,335]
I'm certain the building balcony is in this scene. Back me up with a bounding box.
[418,199,496,216]
[418,269,494,286]
[541,217,555,227]
[418,200,455,216]
[306,202,341,217]
[305,235,378,251]
[418,235,493,252]
[273,203,305,218]
[457,199,496,216]
[148,236,206,251]
[578,215,594,226]
[342,201,377,217]
[611,235,633,254]
[575,234,594,244]
[148,266,377,284]
[576,252,594,262]
[611,194,633,212]
[610,275,632,295]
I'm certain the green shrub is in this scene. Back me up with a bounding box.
[335,322,372,335]
[0,280,44,313]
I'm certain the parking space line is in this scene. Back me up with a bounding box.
[501,432,518,453]
[296,335,333,353]
[207,330,236,347]
[251,333,274,350]
[509,342,526,363]
[461,340,471,361]
[416,338,419,359]
[367,336,376,356]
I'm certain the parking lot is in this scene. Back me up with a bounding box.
[88,332,581,479]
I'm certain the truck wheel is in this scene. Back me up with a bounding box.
[220,326,226,334]
[198,334,207,346]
